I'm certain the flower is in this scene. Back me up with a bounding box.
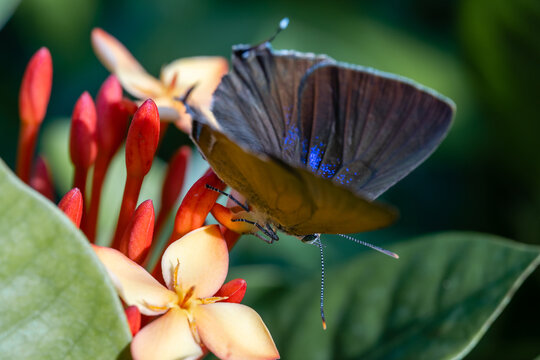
[17,47,53,183]
[91,28,228,133]
[94,225,279,360]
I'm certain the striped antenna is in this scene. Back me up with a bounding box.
[337,234,399,259]
[315,238,327,330]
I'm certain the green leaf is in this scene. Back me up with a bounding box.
[266,232,540,360]
[0,159,131,359]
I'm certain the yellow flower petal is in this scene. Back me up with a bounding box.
[93,245,178,316]
[161,225,228,298]
[91,28,145,74]
[152,98,182,121]
[131,307,202,360]
[91,28,164,99]
[195,303,279,360]
[160,56,228,107]
[116,68,165,99]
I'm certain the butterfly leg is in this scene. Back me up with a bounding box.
[231,218,279,244]
[205,184,250,211]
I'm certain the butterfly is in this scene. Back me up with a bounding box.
[188,33,455,242]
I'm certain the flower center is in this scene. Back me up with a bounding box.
[177,285,196,311]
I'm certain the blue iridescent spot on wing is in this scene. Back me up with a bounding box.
[318,163,338,178]
[308,142,324,171]
[334,167,354,185]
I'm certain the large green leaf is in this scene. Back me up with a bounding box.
[266,232,540,359]
[0,159,131,359]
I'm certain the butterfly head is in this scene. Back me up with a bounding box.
[300,233,321,245]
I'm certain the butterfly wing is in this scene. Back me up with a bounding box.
[211,44,334,162]
[294,62,455,199]
[191,117,397,235]
[190,43,453,235]
[211,44,454,200]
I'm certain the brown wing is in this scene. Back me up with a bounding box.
[191,119,397,235]
[211,43,334,162]
[211,43,454,200]
[294,63,454,199]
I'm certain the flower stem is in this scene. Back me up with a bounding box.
[16,123,39,183]
[83,154,110,242]
[111,173,143,249]
[72,166,88,202]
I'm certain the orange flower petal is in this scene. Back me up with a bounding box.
[195,303,279,360]
[93,245,178,315]
[161,225,228,298]
[131,307,202,360]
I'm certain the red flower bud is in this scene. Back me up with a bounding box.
[169,168,225,241]
[70,92,97,170]
[95,75,132,159]
[215,279,247,304]
[125,99,160,178]
[84,75,134,242]
[29,156,54,201]
[17,48,53,183]
[119,200,155,264]
[58,188,83,227]
[124,306,141,336]
[155,146,191,237]
[19,47,53,126]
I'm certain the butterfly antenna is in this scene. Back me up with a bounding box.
[337,234,399,259]
[205,184,249,212]
[266,17,289,43]
[315,238,327,330]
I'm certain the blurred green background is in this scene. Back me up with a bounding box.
[0,0,539,358]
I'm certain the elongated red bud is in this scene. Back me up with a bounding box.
[30,156,54,201]
[155,146,191,237]
[111,100,159,248]
[17,48,53,183]
[124,306,141,336]
[125,99,160,178]
[19,47,52,126]
[70,92,97,170]
[84,75,134,242]
[95,75,133,159]
[119,200,155,264]
[215,279,247,304]
[169,168,225,241]
[70,92,97,200]
[58,188,83,227]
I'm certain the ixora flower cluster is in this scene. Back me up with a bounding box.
[13,29,279,360]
